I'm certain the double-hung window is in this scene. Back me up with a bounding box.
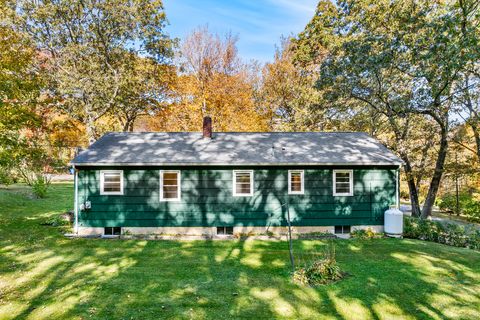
[288,170,304,194]
[160,170,181,201]
[100,170,124,195]
[333,170,353,196]
[233,170,253,196]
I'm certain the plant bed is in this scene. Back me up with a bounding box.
[296,232,337,240]
[350,228,384,239]
[404,216,480,250]
[293,242,347,286]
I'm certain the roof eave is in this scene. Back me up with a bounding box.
[70,161,404,167]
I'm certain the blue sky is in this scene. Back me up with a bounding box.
[163,0,318,63]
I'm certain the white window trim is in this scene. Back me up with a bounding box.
[232,170,254,197]
[100,170,124,195]
[288,170,304,195]
[333,170,354,196]
[160,170,181,202]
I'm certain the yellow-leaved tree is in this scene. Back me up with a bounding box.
[148,26,271,132]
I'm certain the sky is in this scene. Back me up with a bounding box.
[163,0,318,63]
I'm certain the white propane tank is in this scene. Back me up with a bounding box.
[384,207,404,237]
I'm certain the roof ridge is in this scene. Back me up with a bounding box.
[105,131,368,134]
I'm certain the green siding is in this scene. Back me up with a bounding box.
[76,166,397,228]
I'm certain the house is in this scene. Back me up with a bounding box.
[71,117,403,237]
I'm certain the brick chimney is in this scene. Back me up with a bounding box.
[203,116,212,139]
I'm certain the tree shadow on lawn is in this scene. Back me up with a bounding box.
[326,239,480,319]
[1,237,479,320]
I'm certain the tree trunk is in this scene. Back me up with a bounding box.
[402,155,422,217]
[122,116,136,132]
[414,135,434,195]
[128,120,135,132]
[421,128,448,219]
[122,119,129,132]
[462,75,480,161]
[471,122,480,161]
[85,114,97,146]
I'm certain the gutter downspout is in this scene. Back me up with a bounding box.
[74,166,79,235]
[396,165,400,209]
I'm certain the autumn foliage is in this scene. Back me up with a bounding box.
[1,0,479,215]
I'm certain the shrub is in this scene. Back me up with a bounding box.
[438,223,468,247]
[467,230,480,250]
[462,193,480,222]
[403,217,439,241]
[437,191,480,222]
[293,242,345,286]
[437,193,458,213]
[403,216,479,250]
[0,167,14,186]
[31,175,50,198]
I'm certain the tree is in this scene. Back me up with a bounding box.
[112,54,175,132]
[0,0,42,183]
[179,25,241,116]
[294,0,480,218]
[458,74,480,161]
[19,0,174,144]
[261,38,325,131]
[154,25,270,132]
[455,0,480,161]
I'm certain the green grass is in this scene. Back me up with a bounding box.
[1,184,479,320]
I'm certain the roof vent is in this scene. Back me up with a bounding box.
[203,116,212,139]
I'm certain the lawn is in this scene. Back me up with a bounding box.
[1,184,479,320]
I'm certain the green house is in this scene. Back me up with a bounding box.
[71,118,402,237]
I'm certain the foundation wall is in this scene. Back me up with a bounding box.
[351,225,384,233]
[77,225,384,236]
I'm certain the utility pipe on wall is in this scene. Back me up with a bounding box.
[396,166,400,209]
[74,166,79,235]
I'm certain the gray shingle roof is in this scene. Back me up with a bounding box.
[71,132,403,166]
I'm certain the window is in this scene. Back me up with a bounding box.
[160,170,181,201]
[217,226,233,235]
[288,170,304,194]
[233,170,253,196]
[334,225,351,234]
[333,170,353,196]
[100,170,123,195]
[104,227,121,236]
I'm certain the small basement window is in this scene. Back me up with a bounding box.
[100,170,124,195]
[160,170,181,201]
[104,227,121,236]
[233,170,253,196]
[333,170,353,196]
[288,170,304,194]
[217,226,234,235]
[334,225,351,234]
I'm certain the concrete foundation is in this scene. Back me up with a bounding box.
[351,225,384,233]
[76,225,384,237]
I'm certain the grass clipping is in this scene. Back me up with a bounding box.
[293,242,346,286]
